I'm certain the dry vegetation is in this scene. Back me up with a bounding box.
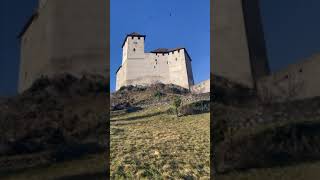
[0,153,107,180]
[213,74,320,179]
[110,105,210,179]
[0,74,108,179]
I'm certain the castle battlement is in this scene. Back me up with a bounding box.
[116,32,194,91]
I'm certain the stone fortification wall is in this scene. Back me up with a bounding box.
[191,79,210,94]
[19,0,107,93]
[257,54,320,101]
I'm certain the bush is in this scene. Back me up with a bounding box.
[166,107,176,115]
[172,96,182,117]
[180,100,210,116]
[154,91,165,100]
[215,120,320,173]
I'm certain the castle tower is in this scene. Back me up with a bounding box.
[212,0,270,88]
[18,0,108,93]
[116,33,146,90]
[121,32,146,64]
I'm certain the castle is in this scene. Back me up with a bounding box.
[213,0,320,101]
[116,33,195,91]
[18,0,319,99]
[18,0,107,93]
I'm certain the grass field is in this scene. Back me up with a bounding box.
[110,105,210,179]
[217,161,320,180]
[0,153,107,180]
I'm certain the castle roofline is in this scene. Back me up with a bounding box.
[150,47,192,61]
[121,32,146,48]
[17,11,39,39]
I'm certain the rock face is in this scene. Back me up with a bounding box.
[0,73,108,171]
[111,83,210,110]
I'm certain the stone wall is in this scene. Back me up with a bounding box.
[18,0,52,93]
[257,54,320,101]
[191,79,210,94]
[116,35,194,90]
[212,0,270,88]
[212,0,253,88]
[19,0,107,93]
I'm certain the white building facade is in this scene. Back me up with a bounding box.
[116,33,194,91]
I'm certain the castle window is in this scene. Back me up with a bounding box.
[167,61,168,64]
[285,75,289,79]
[299,68,303,73]
[154,66,155,68]
[133,48,136,52]
[138,37,141,39]
[133,41,138,44]
[175,58,177,61]
[131,37,134,39]
[162,53,165,56]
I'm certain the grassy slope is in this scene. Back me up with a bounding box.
[217,161,320,180]
[0,153,107,180]
[111,105,210,179]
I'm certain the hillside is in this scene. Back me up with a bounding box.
[212,74,320,179]
[110,84,210,179]
[0,73,108,179]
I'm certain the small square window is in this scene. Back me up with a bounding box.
[299,68,303,73]
[133,48,136,52]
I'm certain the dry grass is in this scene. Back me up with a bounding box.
[110,105,210,179]
[0,153,107,180]
[217,161,320,180]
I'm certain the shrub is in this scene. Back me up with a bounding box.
[215,120,320,173]
[180,100,210,116]
[172,96,182,117]
[154,91,164,100]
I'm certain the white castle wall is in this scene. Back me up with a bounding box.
[116,35,194,90]
[19,0,108,93]
[191,79,210,94]
[212,0,254,88]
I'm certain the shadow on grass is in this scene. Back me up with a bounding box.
[111,107,144,117]
[111,111,166,122]
[54,171,106,180]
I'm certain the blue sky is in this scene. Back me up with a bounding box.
[260,0,320,71]
[110,0,210,92]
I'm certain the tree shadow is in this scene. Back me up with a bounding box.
[111,111,166,122]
